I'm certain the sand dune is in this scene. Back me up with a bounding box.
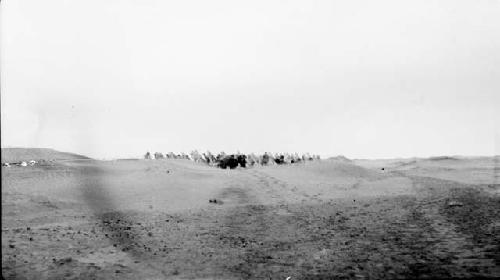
[1,148,92,163]
[2,150,499,279]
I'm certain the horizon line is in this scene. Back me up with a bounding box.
[2,146,499,161]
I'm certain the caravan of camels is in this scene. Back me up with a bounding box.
[144,151,321,169]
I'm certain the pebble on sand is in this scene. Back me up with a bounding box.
[447,201,464,207]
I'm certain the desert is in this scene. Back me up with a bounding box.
[2,148,499,279]
[3,1,499,279]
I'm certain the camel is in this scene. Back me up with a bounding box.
[190,150,203,163]
[154,152,164,159]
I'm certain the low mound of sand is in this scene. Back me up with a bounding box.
[1,148,91,163]
[263,160,387,186]
[327,155,352,163]
[302,161,385,180]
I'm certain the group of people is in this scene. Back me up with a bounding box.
[144,151,320,169]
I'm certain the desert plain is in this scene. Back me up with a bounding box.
[2,148,499,279]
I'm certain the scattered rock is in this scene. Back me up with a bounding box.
[209,199,223,204]
[57,257,72,265]
[447,201,464,207]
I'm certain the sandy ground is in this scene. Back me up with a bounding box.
[2,156,500,279]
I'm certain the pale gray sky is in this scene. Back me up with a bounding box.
[1,0,499,159]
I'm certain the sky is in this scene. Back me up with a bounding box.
[1,0,499,159]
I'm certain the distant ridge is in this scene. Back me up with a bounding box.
[427,156,459,161]
[1,148,92,163]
